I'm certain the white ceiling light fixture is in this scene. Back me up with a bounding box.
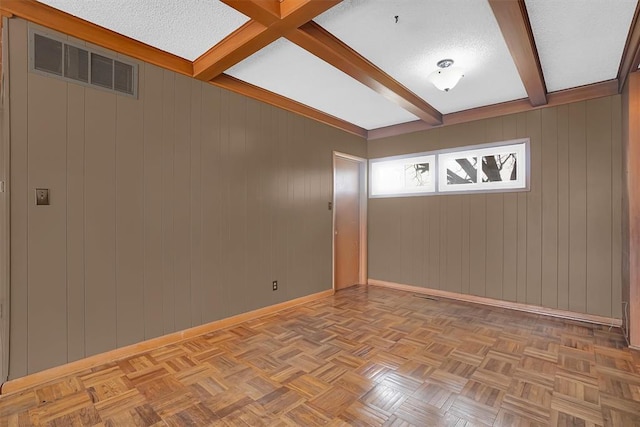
[428,59,464,92]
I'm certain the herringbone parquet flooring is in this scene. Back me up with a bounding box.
[1,285,639,426]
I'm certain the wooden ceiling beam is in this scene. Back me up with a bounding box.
[287,22,442,126]
[368,79,618,140]
[618,1,640,92]
[488,0,547,107]
[0,0,193,76]
[211,74,367,138]
[193,0,340,81]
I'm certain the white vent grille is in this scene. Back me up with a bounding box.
[30,29,137,98]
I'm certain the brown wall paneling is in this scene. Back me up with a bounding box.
[557,105,570,310]
[142,64,164,340]
[568,102,588,314]
[27,72,68,373]
[115,59,145,347]
[515,113,528,304]
[525,110,542,306]
[67,83,86,362]
[84,89,117,357]
[586,97,613,317]
[189,79,203,327]
[540,108,559,309]
[501,114,519,302]
[161,70,176,334]
[367,98,622,319]
[173,73,193,332]
[8,18,366,378]
[8,18,28,378]
[611,93,623,320]
[485,117,505,300]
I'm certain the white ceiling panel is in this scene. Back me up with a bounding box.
[315,0,528,114]
[526,0,638,92]
[35,0,250,61]
[226,38,419,130]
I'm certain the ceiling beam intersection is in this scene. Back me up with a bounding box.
[193,0,340,81]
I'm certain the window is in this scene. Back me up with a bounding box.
[29,28,138,98]
[369,138,529,197]
[438,140,527,193]
[370,154,435,196]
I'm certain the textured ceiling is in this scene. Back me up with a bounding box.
[227,39,419,130]
[29,0,640,132]
[36,0,249,61]
[316,0,528,114]
[526,0,638,92]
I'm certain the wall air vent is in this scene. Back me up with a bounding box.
[29,29,137,98]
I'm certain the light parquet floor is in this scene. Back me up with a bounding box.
[1,285,640,426]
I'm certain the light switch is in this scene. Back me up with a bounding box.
[35,188,50,205]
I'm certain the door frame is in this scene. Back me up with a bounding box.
[332,151,367,291]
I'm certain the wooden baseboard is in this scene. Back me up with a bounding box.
[0,289,335,396]
[368,279,623,328]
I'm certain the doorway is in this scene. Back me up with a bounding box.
[333,152,367,291]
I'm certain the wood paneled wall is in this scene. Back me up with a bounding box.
[7,19,366,379]
[368,98,623,319]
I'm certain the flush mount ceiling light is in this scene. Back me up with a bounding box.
[428,59,464,92]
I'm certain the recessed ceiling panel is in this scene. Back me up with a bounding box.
[36,0,250,61]
[226,39,419,130]
[315,0,528,114]
[525,0,638,92]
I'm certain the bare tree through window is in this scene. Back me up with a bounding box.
[405,163,430,187]
[482,153,517,182]
[446,157,477,184]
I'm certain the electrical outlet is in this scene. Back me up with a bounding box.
[272,280,278,291]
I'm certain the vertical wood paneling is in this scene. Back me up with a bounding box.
[367,98,622,320]
[200,84,224,324]
[557,105,570,310]
[469,195,487,296]
[8,18,29,379]
[189,80,202,327]
[516,113,528,303]
[27,74,68,372]
[161,71,176,334]
[445,196,462,293]
[586,97,612,316]
[142,64,164,339]
[115,64,144,347]
[67,83,85,362]
[84,89,117,356]
[173,74,192,331]
[568,102,588,313]
[525,110,542,306]
[541,107,558,309]
[611,96,622,319]
[484,118,504,300]
[8,19,367,379]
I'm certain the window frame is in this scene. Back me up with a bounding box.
[369,153,437,198]
[369,138,530,198]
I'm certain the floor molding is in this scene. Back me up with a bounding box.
[368,279,623,328]
[0,289,334,396]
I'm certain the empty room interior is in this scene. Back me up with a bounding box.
[0,0,640,425]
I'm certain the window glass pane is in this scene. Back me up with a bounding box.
[64,45,88,82]
[91,53,113,89]
[446,156,477,184]
[482,153,517,182]
[114,61,134,95]
[34,34,63,75]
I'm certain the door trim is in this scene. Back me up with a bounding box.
[332,151,367,291]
